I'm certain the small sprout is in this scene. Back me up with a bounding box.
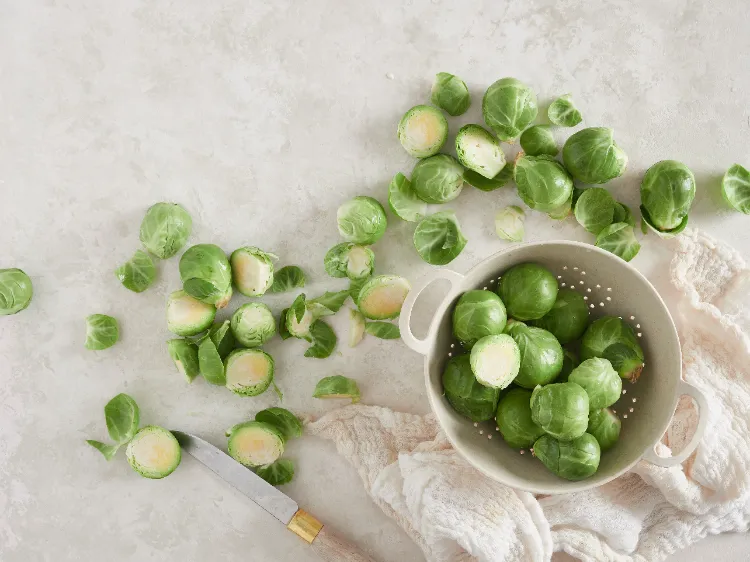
[179,244,233,308]
[313,375,361,403]
[304,320,337,358]
[337,196,388,245]
[397,105,448,158]
[455,124,507,179]
[324,243,375,280]
[270,266,306,293]
[227,421,284,467]
[574,187,616,235]
[514,154,573,213]
[431,72,470,116]
[562,127,627,185]
[531,288,590,344]
[588,408,621,452]
[86,393,140,460]
[581,316,644,382]
[612,202,636,227]
[534,433,600,481]
[0,268,33,316]
[506,321,564,388]
[411,154,465,204]
[519,125,558,157]
[464,162,515,193]
[547,94,583,127]
[495,388,544,448]
[255,407,303,440]
[255,459,295,486]
[596,223,641,262]
[530,383,589,441]
[348,308,366,347]
[230,246,276,297]
[640,160,696,237]
[482,77,538,141]
[388,172,427,223]
[85,314,119,350]
[364,321,400,340]
[139,202,192,259]
[469,334,520,390]
[498,263,558,321]
[452,290,507,349]
[568,358,622,410]
[166,289,216,336]
[231,303,276,348]
[225,349,275,397]
[495,206,525,242]
[413,211,467,265]
[721,164,750,214]
[115,250,156,293]
[167,339,200,382]
[208,320,236,359]
[198,337,225,386]
[126,426,181,479]
[357,275,411,320]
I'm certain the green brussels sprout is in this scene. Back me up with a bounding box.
[596,223,641,262]
[225,348,275,397]
[411,154,464,204]
[640,160,696,236]
[349,308,366,347]
[442,354,500,422]
[179,244,232,308]
[230,247,276,297]
[587,408,621,451]
[533,433,600,480]
[337,196,388,245]
[562,127,627,185]
[530,382,589,441]
[166,289,216,336]
[413,211,467,266]
[581,316,644,382]
[568,357,622,410]
[495,388,545,448]
[255,407,303,440]
[126,426,181,479]
[506,321,564,388]
[469,334,520,390]
[115,250,156,293]
[514,155,573,213]
[464,162,515,192]
[721,164,750,214]
[313,375,361,402]
[519,125,558,157]
[255,459,295,486]
[198,336,225,385]
[324,243,375,280]
[482,78,538,141]
[452,290,507,349]
[85,314,119,350]
[531,288,589,344]
[497,263,558,321]
[573,187,616,235]
[209,320,236,359]
[270,266,305,293]
[495,205,525,242]
[231,302,276,348]
[397,105,448,158]
[0,268,33,315]
[139,202,192,259]
[86,393,140,460]
[388,172,427,222]
[547,94,583,127]
[357,275,411,319]
[167,339,200,382]
[364,321,400,339]
[613,202,635,227]
[455,125,507,180]
[431,72,470,116]
[227,421,284,467]
[557,349,579,383]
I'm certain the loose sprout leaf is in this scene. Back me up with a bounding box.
[0,268,33,316]
[290,294,307,323]
[463,162,514,193]
[562,127,627,185]
[640,160,696,232]
[304,320,337,358]
[270,266,306,292]
[388,173,427,222]
[167,339,201,382]
[397,105,448,158]
[313,375,360,403]
[255,459,295,486]
[411,154,464,204]
[209,320,236,359]
[455,124,506,179]
[307,290,350,316]
[86,440,121,461]
[337,196,387,245]
[104,393,141,444]
[272,382,284,401]
[349,308,366,347]
[495,206,525,242]
[278,309,292,340]
[255,407,303,440]
[596,222,641,262]
[349,277,369,305]
[721,164,750,214]
[115,250,156,293]
[482,78,538,141]
[548,94,583,127]
[519,125,558,157]
[573,187,616,235]
[514,154,573,213]
[364,321,401,340]
[139,202,192,259]
[413,211,467,265]
[198,337,226,385]
[85,314,119,350]
[612,202,636,227]
[431,72,470,116]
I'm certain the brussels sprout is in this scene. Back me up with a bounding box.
[86,393,140,460]
[413,211,467,266]
[587,408,621,451]
[534,433,600,480]
[531,288,589,344]
[469,334,521,390]
[411,154,464,203]
[85,314,119,350]
[225,348,275,396]
[126,426,181,479]
[166,290,216,336]
[506,321,564,388]
[286,294,315,341]
[209,320,236,359]
[179,244,233,308]
[497,263,558,321]
[596,223,641,262]
[115,250,156,293]
[495,388,545,448]
[0,268,33,316]
[547,94,583,127]
[304,320,337,358]
[557,349,579,383]
[482,78,538,141]
[313,375,361,403]
[270,266,305,293]
[397,105,448,158]
[455,125,507,180]
[581,316,644,382]
[230,247,276,297]
[464,162,515,192]
[530,382,589,441]
[198,337,225,385]
[442,354,500,422]
[495,206,525,242]
[324,243,375,280]
[547,191,574,221]
[167,339,200,382]
[227,421,284,467]
[388,172,427,222]
[357,275,410,320]
[514,155,573,213]
[613,202,635,227]
[231,303,276,348]
[337,196,388,245]
[640,160,695,236]
[574,187,616,235]
[431,72,470,116]
[365,321,400,339]
[256,459,295,486]
[139,202,192,259]
[721,164,750,214]
[562,127,627,185]
[452,290,507,349]
[568,357,622,410]
[520,125,558,157]
[349,308,366,347]
[255,407,303,440]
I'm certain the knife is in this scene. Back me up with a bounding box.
[173,431,377,562]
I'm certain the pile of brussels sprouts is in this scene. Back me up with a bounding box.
[443,262,644,481]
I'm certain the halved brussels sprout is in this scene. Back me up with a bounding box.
[286,294,315,341]
[519,125,558,157]
[506,321,563,389]
[580,316,644,382]
[496,388,545,448]
[568,357,622,410]
[482,78,538,141]
[469,334,520,390]
[452,290,507,349]
[167,339,200,382]
[640,160,695,237]
[0,268,33,315]
[348,308,366,347]
[562,127,627,185]
[530,382,590,441]
[198,337,225,385]
[574,187,616,235]
[179,244,233,308]
[139,202,192,259]
[497,262,558,321]
[231,303,276,348]
[397,105,448,158]
[411,154,464,204]
[115,250,156,293]
[587,408,621,452]
[431,72,470,116]
[324,243,375,280]
[85,314,119,350]
[547,94,583,127]
[442,354,500,422]
[313,375,361,403]
[225,348,275,396]
[388,172,427,222]
[721,164,750,214]
[413,211,467,266]
[307,290,349,317]
[230,247,276,297]
[514,155,573,213]
[534,433,600,480]
[612,202,635,227]
[227,421,284,467]
[126,426,181,479]
[357,275,410,319]
[531,288,589,344]
[557,349,579,383]
[166,290,216,336]
[596,223,641,262]
[337,196,388,245]
[495,205,525,242]
[464,162,514,192]
[209,320,236,359]
[456,125,507,180]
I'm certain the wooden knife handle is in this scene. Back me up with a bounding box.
[288,509,377,562]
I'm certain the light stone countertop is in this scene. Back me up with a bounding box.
[1,1,748,561]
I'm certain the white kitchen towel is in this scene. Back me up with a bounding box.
[307,229,750,562]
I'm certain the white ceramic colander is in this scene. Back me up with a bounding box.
[399,241,708,494]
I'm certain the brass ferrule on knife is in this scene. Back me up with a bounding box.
[287,509,323,544]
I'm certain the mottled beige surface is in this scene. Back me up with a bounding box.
[1,1,749,560]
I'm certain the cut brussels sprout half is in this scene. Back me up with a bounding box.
[519,125,558,157]
[0,268,33,316]
[640,160,695,236]
[167,339,200,382]
[357,275,410,320]
[495,388,545,448]
[230,246,276,297]
[495,205,525,242]
[612,202,635,227]
[85,314,119,350]
[304,320,337,358]
[587,408,621,452]
[411,154,464,204]
[388,172,427,223]
[514,155,573,213]
[482,77,538,141]
[348,308,366,347]
[531,288,589,344]
[364,321,400,339]
[179,244,233,308]
[721,164,750,214]
[562,127,627,185]
[581,316,645,382]
[208,320,236,359]
[198,337,225,385]
[256,459,295,486]
[557,349,579,383]
[596,223,641,262]
[115,250,156,293]
[126,426,181,479]
[231,302,276,348]
[286,294,315,341]
[530,382,590,441]
[442,354,500,422]
[225,349,275,397]
[547,94,583,127]
[397,105,448,158]
[413,211,467,266]
[506,321,564,389]
[227,421,284,467]
[455,124,507,180]
[270,266,305,293]
[498,262,558,321]
[573,187,615,235]
[568,357,622,410]
[469,334,520,390]
[464,162,514,192]
[337,196,388,245]
[431,72,470,116]
[452,290,507,349]
[166,290,216,336]
[255,407,303,440]
[313,375,361,403]
[324,243,375,280]
[139,202,192,259]
[534,433,600,481]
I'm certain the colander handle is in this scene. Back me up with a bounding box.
[399,269,465,356]
[641,380,710,468]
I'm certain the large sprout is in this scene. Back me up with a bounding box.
[413,211,467,265]
[568,357,622,410]
[0,268,33,316]
[179,244,233,308]
[497,262,558,321]
[455,125,506,180]
[531,288,589,344]
[721,164,750,214]
[495,388,545,448]
[442,354,500,422]
[431,72,471,116]
[139,202,192,259]
[640,160,696,237]
[411,154,464,203]
[506,321,564,388]
[469,334,520,390]
[166,290,216,336]
[231,302,276,347]
[573,187,615,235]
[230,247,276,297]
[596,223,641,262]
[115,250,156,293]
[482,78,538,141]
[388,172,427,222]
[337,196,388,245]
[452,290,507,349]
[562,127,627,185]
[126,426,182,479]
[530,382,590,441]
[534,433,600,481]
[397,105,448,158]
[547,94,583,127]
[514,155,573,213]
[580,316,644,382]
[324,243,375,280]
[495,206,525,242]
[519,125,558,157]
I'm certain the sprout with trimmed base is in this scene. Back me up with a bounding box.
[357,275,411,320]
[495,206,525,242]
[0,268,33,316]
[452,290,507,349]
[225,349,275,397]
[568,357,622,410]
[464,162,514,192]
[469,334,520,390]
[530,382,590,441]
[514,155,573,213]
[431,73,470,116]
[388,173,427,223]
[337,196,388,245]
[456,124,506,180]
[349,309,366,347]
[581,316,645,382]
[397,105,448,158]
[496,388,545,448]
[115,250,156,293]
[547,94,583,127]
[324,243,375,280]
[721,164,750,214]
[640,160,695,237]
[574,187,616,235]
[413,211,467,266]
[531,288,589,345]
[442,354,500,422]
[231,303,276,348]
[313,375,361,403]
[482,78,538,141]
[303,320,337,358]
[588,408,621,452]
[506,321,564,389]
[167,339,200,382]
[534,433,600,481]
[562,127,627,185]
[126,426,181,479]
[85,314,119,350]
[139,202,192,259]
[411,154,464,204]
[519,125,557,157]
[230,246,276,297]
[227,422,284,468]
[179,244,233,308]
[166,290,216,336]
[596,223,641,262]
[498,263,558,321]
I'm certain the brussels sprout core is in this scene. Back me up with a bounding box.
[225,349,275,397]
[469,334,520,390]
[358,275,410,320]
[230,247,275,297]
[126,426,181,479]
[227,422,284,467]
[166,290,216,336]
[397,105,449,158]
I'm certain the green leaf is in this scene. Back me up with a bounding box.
[413,211,467,266]
[388,173,427,222]
[272,382,284,401]
[596,223,641,262]
[307,290,349,317]
[463,163,514,193]
[313,375,360,403]
[115,250,157,293]
[290,294,307,323]
[278,309,292,340]
[198,337,225,385]
[721,164,750,214]
[255,459,294,486]
[104,393,140,444]
[365,322,400,340]
[255,408,303,440]
[548,94,583,127]
[85,314,119,350]
[349,277,369,305]
[209,320,236,359]
[270,266,306,293]
[612,202,635,227]
[304,320,337,358]
[86,440,121,461]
